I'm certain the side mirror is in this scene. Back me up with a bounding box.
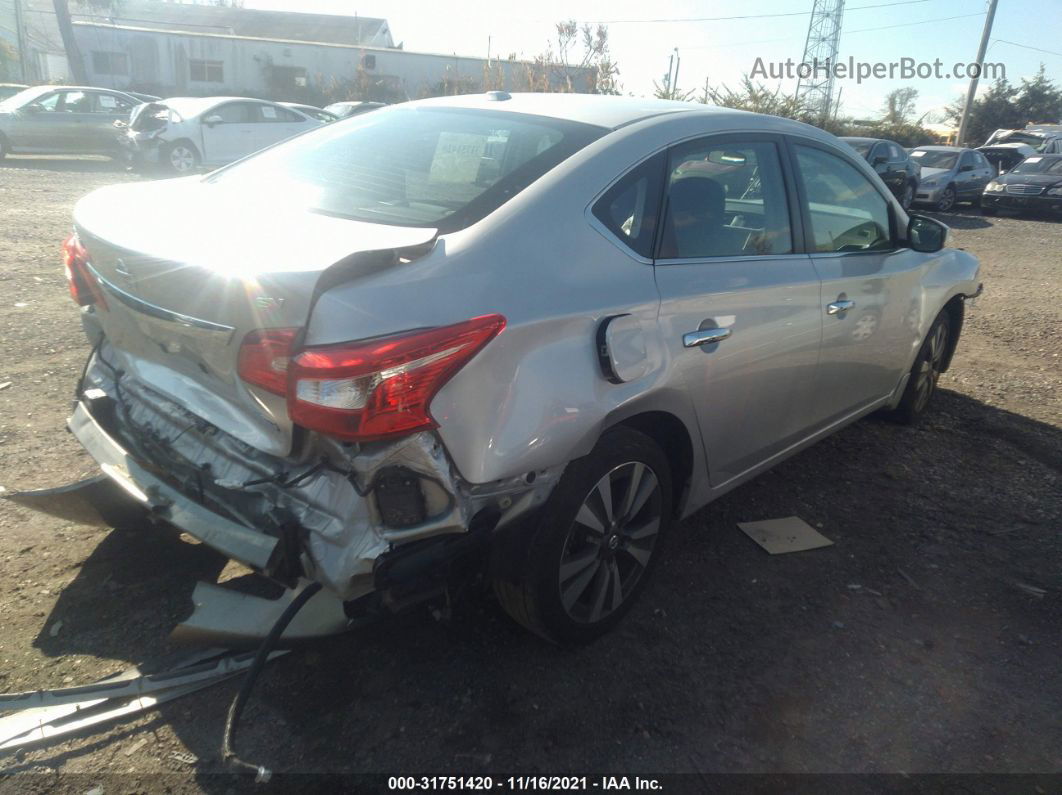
[959,164,974,172]
[203,115,223,127]
[22,103,42,114]
[908,214,948,253]
[872,155,888,166]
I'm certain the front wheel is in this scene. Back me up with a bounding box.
[888,311,951,425]
[163,141,199,174]
[493,427,672,645]
[936,185,956,212]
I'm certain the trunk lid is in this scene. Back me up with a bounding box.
[74,178,437,456]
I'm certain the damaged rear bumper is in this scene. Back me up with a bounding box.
[7,347,564,606]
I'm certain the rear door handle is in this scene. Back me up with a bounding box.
[826,299,855,315]
[683,327,732,347]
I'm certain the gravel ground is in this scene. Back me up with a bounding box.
[0,156,1059,791]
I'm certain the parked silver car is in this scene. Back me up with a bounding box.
[10,94,981,644]
[0,85,141,159]
[910,145,995,211]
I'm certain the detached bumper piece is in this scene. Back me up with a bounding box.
[4,474,147,529]
[0,647,286,753]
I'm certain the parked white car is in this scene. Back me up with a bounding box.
[122,96,322,173]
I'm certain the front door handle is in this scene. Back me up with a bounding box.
[683,327,732,347]
[826,299,856,315]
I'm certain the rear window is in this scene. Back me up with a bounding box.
[208,107,605,231]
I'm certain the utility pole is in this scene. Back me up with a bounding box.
[956,0,999,146]
[13,0,29,82]
[671,48,681,98]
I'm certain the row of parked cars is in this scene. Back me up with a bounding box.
[840,129,1062,218]
[0,84,383,173]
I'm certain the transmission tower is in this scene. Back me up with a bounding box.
[795,0,846,121]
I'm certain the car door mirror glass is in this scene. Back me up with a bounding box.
[908,214,947,253]
[959,164,973,172]
[203,115,223,127]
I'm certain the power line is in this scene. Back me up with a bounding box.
[991,39,1062,59]
[680,11,986,50]
[582,0,932,26]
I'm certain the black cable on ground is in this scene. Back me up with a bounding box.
[220,581,324,783]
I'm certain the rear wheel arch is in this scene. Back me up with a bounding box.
[607,411,694,518]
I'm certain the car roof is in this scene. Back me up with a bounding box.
[160,96,278,115]
[839,136,883,144]
[978,143,1036,151]
[401,92,829,135]
[912,145,967,152]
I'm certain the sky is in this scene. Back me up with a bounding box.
[246,0,1062,122]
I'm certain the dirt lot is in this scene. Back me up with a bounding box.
[0,155,1059,790]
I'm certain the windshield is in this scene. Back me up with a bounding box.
[0,86,53,111]
[843,140,873,157]
[208,106,605,231]
[912,150,958,170]
[1010,156,1062,175]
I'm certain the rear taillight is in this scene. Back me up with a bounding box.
[237,328,298,396]
[61,233,107,309]
[289,314,506,442]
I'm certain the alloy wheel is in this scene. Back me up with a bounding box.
[557,461,662,624]
[169,145,196,173]
[937,187,956,212]
[913,321,947,412]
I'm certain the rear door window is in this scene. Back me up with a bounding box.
[794,144,892,253]
[591,154,664,259]
[658,139,793,259]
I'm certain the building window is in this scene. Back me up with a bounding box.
[190,59,224,83]
[92,51,128,76]
[361,54,376,70]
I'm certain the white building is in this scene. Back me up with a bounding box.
[19,1,593,101]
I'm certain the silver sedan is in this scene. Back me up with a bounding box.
[0,85,141,159]
[10,93,981,644]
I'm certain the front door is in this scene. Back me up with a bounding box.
[200,102,259,165]
[652,134,823,486]
[790,141,925,426]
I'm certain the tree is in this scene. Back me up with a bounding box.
[53,1,87,83]
[700,75,813,121]
[881,87,919,125]
[521,20,620,94]
[53,0,125,84]
[1015,64,1062,124]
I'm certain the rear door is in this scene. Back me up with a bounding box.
[789,140,924,426]
[199,102,259,165]
[252,103,315,149]
[652,133,824,486]
[86,91,135,153]
[955,151,989,198]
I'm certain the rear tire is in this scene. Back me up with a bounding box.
[493,427,672,645]
[901,182,914,211]
[888,311,952,425]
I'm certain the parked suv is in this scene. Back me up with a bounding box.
[10,94,981,644]
[840,136,920,209]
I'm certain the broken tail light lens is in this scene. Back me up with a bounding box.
[62,233,107,309]
[237,328,298,396]
[289,314,506,442]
